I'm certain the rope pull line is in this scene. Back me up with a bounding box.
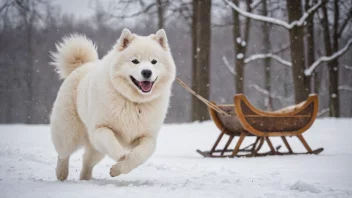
[176,78,231,116]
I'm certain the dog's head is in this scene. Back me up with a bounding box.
[108,28,176,103]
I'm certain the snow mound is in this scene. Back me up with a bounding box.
[290,180,321,193]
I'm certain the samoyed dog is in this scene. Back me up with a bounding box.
[50,29,176,181]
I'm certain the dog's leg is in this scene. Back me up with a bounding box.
[80,143,105,180]
[56,156,69,181]
[51,115,85,181]
[110,136,156,177]
[90,127,125,162]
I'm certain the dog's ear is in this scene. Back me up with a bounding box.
[116,28,134,51]
[153,29,168,50]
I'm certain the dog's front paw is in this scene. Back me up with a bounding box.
[110,162,130,177]
[110,154,132,177]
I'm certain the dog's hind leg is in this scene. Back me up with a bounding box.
[56,156,69,181]
[51,110,85,181]
[80,142,105,180]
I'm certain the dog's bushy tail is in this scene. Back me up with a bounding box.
[50,34,98,79]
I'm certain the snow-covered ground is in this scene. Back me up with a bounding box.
[0,119,351,198]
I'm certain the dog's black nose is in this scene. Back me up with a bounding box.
[141,69,152,79]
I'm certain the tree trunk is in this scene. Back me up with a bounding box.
[232,0,251,94]
[26,20,34,123]
[191,0,211,121]
[232,0,243,93]
[286,0,309,103]
[305,0,317,94]
[328,60,339,117]
[321,3,340,117]
[20,0,34,124]
[156,0,164,29]
[234,55,245,94]
[262,0,272,111]
[329,0,340,117]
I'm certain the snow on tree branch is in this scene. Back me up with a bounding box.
[338,7,352,36]
[317,108,329,117]
[344,65,352,71]
[250,0,262,9]
[248,84,290,101]
[224,0,324,30]
[271,43,290,54]
[339,86,352,92]
[304,38,352,76]
[222,56,236,75]
[244,53,292,67]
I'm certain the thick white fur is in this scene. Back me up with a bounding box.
[50,29,176,181]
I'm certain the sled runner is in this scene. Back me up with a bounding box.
[176,78,324,158]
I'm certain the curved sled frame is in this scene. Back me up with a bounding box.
[197,94,323,158]
[209,102,226,132]
[209,102,244,135]
[234,94,318,137]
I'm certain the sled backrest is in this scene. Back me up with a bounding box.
[208,103,246,135]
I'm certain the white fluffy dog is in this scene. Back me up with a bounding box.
[50,29,176,181]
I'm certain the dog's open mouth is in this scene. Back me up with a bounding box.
[130,76,156,93]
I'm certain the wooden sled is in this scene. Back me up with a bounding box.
[196,94,324,158]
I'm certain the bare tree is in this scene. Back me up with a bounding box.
[286,0,311,103]
[305,0,317,93]
[232,0,252,94]
[191,0,211,121]
[16,0,36,123]
[226,0,352,108]
[315,0,352,117]
[223,0,292,108]
[97,0,179,30]
[156,0,165,29]
[262,0,272,110]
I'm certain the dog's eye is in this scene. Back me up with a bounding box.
[151,59,157,64]
[132,59,139,64]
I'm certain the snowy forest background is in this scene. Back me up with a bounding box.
[0,0,351,124]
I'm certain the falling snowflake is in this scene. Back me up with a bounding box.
[241,40,246,47]
[331,93,337,98]
[333,67,337,71]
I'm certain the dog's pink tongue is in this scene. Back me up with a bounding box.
[140,81,152,92]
